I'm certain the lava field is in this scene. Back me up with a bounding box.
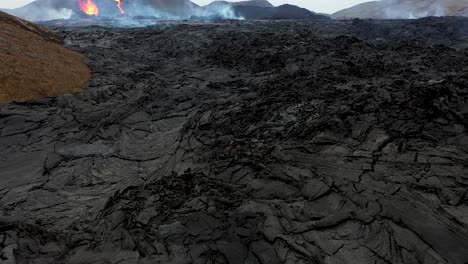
[1,18,468,264]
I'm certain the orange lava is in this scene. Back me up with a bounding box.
[115,0,125,14]
[78,0,99,16]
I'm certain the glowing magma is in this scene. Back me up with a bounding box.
[77,0,99,16]
[115,0,125,14]
[77,0,125,16]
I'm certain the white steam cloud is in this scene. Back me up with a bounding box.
[9,7,72,21]
[122,2,241,20]
[383,0,447,19]
[189,3,244,20]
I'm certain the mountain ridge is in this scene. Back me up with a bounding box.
[207,0,274,8]
[4,0,328,21]
[333,0,468,19]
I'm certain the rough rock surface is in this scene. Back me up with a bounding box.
[0,11,90,103]
[1,17,468,264]
[333,0,468,19]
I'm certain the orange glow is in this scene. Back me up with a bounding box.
[115,0,125,14]
[78,0,99,16]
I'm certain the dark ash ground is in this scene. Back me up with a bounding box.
[1,18,468,264]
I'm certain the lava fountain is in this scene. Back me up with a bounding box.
[115,0,125,14]
[78,0,99,16]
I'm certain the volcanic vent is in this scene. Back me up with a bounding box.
[76,0,127,17]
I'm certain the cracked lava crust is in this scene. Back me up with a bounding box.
[1,18,468,264]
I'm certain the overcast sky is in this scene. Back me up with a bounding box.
[0,0,371,14]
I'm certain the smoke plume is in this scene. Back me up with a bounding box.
[383,0,448,19]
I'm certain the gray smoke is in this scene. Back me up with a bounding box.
[8,7,72,21]
[123,2,242,20]
[383,0,448,19]
[188,3,244,20]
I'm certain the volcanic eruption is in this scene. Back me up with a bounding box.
[77,0,99,16]
[115,0,125,14]
[77,0,128,16]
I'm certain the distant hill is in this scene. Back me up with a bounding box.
[333,0,468,19]
[0,11,89,103]
[206,1,329,20]
[210,0,273,8]
[237,4,329,20]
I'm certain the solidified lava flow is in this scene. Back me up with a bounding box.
[1,17,468,264]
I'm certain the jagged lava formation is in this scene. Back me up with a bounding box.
[1,17,468,264]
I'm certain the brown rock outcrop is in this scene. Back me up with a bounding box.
[0,11,90,103]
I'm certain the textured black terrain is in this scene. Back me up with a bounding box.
[1,17,468,264]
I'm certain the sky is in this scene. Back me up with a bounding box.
[0,0,371,14]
